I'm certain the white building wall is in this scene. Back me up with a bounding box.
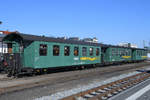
[0,42,8,53]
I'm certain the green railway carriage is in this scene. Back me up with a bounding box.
[101,45,132,64]
[132,48,147,61]
[2,33,101,76]
[0,33,148,77]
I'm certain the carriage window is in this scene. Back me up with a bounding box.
[128,51,131,56]
[112,49,115,56]
[139,51,141,56]
[64,46,70,56]
[82,47,87,56]
[145,51,147,55]
[53,45,59,56]
[137,51,139,56]
[74,47,79,56]
[128,50,130,56]
[121,50,123,56]
[116,49,118,56]
[89,48,93,56]
[39,44,47,56]
[96,48,100,56]
[120,50,123,56]
[119,49,122,57]
[138,51,140,56]
[126,50,128,56]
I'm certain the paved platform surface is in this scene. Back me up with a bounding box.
[110,77,150,100]
[137,90,150,100]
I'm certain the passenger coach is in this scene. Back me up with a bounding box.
[2,33,101,76]
[101,44,147,64]
[101,44,132,64]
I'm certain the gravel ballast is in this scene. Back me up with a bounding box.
[35,71,140,100]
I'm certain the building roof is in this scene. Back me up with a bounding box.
[0,31,19,35]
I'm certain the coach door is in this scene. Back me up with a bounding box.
[7,43,12,53]
[101,47,107,63]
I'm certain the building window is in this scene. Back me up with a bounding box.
[82,47,87,56]
[53,45,59,56]
[74,47,79,56]
[39,44,47,56]
[89,48,93,56]
[64,46,70,56]
[96,48,99,56]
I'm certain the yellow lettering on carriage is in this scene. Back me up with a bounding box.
[80,57,100,61]
[122,56,131,59]
[142,56,147,58]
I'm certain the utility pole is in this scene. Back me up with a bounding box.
[148,41,150,53]
[143,40,145,48]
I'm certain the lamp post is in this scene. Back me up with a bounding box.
[0,21,3,54]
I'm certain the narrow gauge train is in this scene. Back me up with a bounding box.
[0,33,147,77]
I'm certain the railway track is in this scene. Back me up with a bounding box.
[0,62,149,81]
[0,62,149,96]
[61,72,150,100]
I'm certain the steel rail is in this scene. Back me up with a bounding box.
[61,72,150,100]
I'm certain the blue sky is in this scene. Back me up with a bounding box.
[0,0,150,47]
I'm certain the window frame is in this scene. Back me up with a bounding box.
[64,46,70,56]
[82,47,87,56]
[89,47,94,56]
[39,44,47,56]
[74,46,79,56]
[96,48,100,56]
[112,48,115,56]
[53,45,60,56]
[116,48,118,56]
